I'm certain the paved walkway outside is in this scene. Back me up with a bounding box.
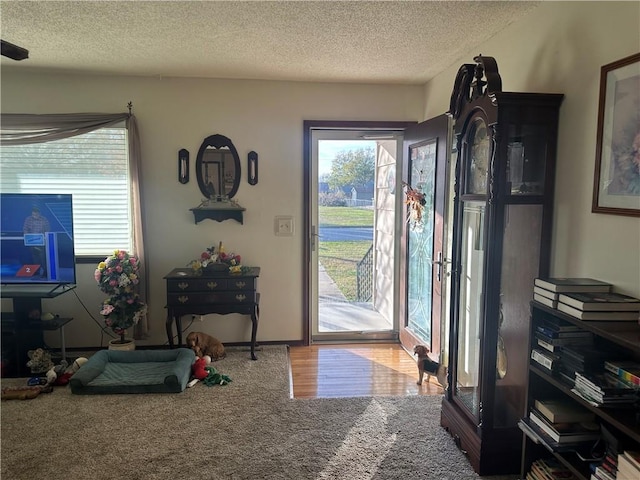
[318,265,392,332]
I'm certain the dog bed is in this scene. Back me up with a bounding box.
[70,348,195,394]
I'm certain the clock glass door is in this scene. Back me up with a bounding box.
[452,115,490,420]
[454,201,485,417]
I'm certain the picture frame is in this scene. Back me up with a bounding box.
[592,52,640,216]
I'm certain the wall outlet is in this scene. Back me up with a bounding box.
[274,216,294,236]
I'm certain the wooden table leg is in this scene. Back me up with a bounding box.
[165,310,175,348]
[175,314,183,347]
[250,303,259,361]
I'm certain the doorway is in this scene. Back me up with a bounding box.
[303,121,412,343]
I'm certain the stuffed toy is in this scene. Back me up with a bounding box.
[26,348,54,374]
[67,357,88,373]
[202,366,232,386]
[191,357,209,381]
[1,384,53,401]
[191,357,231,386]
[46,356,89,386]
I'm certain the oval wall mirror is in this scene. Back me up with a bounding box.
[195,134,241,200]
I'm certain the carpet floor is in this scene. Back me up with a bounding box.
[1,345,517,480]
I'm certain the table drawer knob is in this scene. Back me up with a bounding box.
[207,282,218,289]
[235,294,247,302]
[235,281,246,288]
[178,282,189,290]
[178,295,189,304]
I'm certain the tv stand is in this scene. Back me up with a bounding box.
[1,284,76,377]
[1,282,76,299]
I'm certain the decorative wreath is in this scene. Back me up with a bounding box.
[402,181,426,226]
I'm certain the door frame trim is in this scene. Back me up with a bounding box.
[302,120,416,345]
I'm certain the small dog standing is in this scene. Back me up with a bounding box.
[186,331,226,361]
[414,345,448,389]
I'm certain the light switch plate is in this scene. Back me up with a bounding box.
[274,216,294,236]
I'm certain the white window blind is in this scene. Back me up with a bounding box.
[0,127,132,256]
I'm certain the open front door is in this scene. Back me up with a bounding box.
[399,114,450,360]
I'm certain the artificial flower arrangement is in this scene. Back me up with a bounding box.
[402,181,427,227]
[95,249,147,343]
[188,242,243,274]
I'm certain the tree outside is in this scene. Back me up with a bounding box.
[326,147,375,191]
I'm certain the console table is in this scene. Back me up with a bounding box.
[164,267,260,360]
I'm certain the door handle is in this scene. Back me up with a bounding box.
[431,251,451,282]
[311,225,320,252]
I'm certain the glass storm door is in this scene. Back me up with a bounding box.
[309,127,402,342]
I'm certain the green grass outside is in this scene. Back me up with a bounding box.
[319,240,371,301]
[319,206,373,227]
[318,207,373,301]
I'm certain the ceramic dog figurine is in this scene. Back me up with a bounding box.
[186,331,226,361]
[413,345,448,388]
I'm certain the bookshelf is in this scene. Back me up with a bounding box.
[520,302,640,479]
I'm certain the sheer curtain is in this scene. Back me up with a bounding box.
[1,112,150,339]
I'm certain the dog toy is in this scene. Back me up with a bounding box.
[46,356,89,386]
[1,384,53,401]
[192,357,209,380]
[191,356,230,385]
[26,348,54,374]
[202,366,231,386]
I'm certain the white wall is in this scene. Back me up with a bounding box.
[423,1,640,298]
[0,75,423,348]
[374,140,397,323]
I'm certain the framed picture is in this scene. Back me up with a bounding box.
[592,52,640,216]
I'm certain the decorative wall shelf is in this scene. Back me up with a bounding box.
[190,200,245,224]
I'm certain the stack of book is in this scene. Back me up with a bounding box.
[532,317,594,379]
[533,277,613,310]
[557,291,640,321]
[592,424,622,480]
[558,344,615,385]
[573,371,639,406]
[526,398,600,447]
[591,456,618,480]
[534,397,595,424]
[526,457,580,480]
[604,360,640,388]
[617,451,640,480]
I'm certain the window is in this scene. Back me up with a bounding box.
[0,126,132,256]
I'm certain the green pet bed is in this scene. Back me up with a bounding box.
[70,348,195,394]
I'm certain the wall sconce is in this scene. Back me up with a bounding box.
[248,151,258,185]
[178,148,189,184]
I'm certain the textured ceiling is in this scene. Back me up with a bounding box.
[0,1,540,85]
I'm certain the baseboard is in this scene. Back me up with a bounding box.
[64,339,303,352]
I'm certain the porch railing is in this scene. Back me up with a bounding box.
[356,244,373,302]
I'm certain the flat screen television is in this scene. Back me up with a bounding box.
[1,193,76,287]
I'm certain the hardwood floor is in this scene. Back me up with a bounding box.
[289,343,445,399]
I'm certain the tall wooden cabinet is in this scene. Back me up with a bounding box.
[440,55,563,475]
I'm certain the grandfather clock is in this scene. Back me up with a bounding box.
[440,55,563,475]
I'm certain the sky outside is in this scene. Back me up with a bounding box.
[318,140,376,176]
